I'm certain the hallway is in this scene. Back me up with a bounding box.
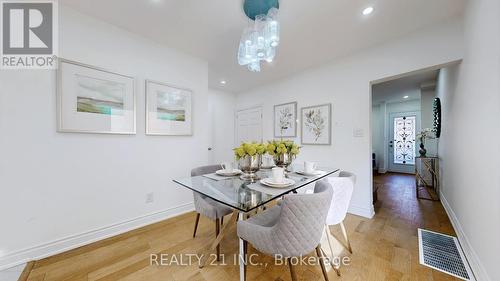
[374,173,454,234]
[367,173,457,279]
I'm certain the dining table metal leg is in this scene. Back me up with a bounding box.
[238,212,246,281]
[215,218,220,261]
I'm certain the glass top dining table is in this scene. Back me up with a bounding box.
[173,165,339,213]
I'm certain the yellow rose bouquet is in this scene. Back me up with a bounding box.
[265,140,300,170]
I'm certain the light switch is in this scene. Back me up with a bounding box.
[353,128,364,138]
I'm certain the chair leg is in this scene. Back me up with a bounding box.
[315,245,330,281]
[215,218,220,261]
[320,247,341,277]
[192,213,200,238]
[220,216,223,226]
[287,258,297,281]
[324,226,341,276]
[340,221,353,254]
[325,225,335,260]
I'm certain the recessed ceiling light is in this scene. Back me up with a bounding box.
[362,7,374,15]
[403,95,409,99]
[220,80,227,85]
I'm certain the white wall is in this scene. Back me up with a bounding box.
[236,19,464,218]
[436,0,500,279]
[208,89,236,164]
[0,6,211,269]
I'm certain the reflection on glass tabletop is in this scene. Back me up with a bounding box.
[173,165,339,212]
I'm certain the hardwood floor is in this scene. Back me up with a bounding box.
[24,173,460,281]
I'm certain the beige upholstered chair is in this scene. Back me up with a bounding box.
[237,180,334,281]
[191,165,233,260]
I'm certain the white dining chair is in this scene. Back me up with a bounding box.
[324,171,355,257]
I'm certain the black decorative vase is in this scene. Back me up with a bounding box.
[419,143,427,157]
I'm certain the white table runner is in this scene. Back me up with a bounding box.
[202,173,236,181]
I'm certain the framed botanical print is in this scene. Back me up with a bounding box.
[301,103,332,145]
[145,80,192,135]
[274,102,297,138]
[57,59,136,134]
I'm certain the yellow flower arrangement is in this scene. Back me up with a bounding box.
[233,142,267,160]
[266,140,300,156]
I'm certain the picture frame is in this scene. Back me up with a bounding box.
[301,103,332,145]
[145,80,193,136]
[274,101,297,138]
[57,59,136,134]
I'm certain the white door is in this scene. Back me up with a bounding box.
[388,111,419,174]
[236,107,263,144]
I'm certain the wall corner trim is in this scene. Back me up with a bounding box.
[0,203,195,271]
[441,195,491,281]
[348,203,375,219]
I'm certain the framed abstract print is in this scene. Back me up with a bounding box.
[57,59,136,134]
[145,80,192,135]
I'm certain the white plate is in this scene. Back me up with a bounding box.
[260,178,295,188]
[260,165,276,169]
[296,170,323,176]
[215,169,242,176]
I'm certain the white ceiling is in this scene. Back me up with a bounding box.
[61,0,465,93]
[372,69,439,104]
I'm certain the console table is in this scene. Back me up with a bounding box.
[415,156,439,201]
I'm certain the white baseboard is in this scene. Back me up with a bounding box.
[0,203,194,271]
[441,195,490,281]
[348,203,375,219]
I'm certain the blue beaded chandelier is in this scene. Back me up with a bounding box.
[237,0,280,72]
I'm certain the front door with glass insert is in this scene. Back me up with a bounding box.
[388,112,419,174]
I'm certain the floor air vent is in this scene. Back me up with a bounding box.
[418,229,474,280]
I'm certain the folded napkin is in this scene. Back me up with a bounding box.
[247,182,295,196]
[202,173,234,181]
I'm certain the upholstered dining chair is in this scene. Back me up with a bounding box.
[324,171,356,257]
[237,180,334,281]
[191,165,233,260]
